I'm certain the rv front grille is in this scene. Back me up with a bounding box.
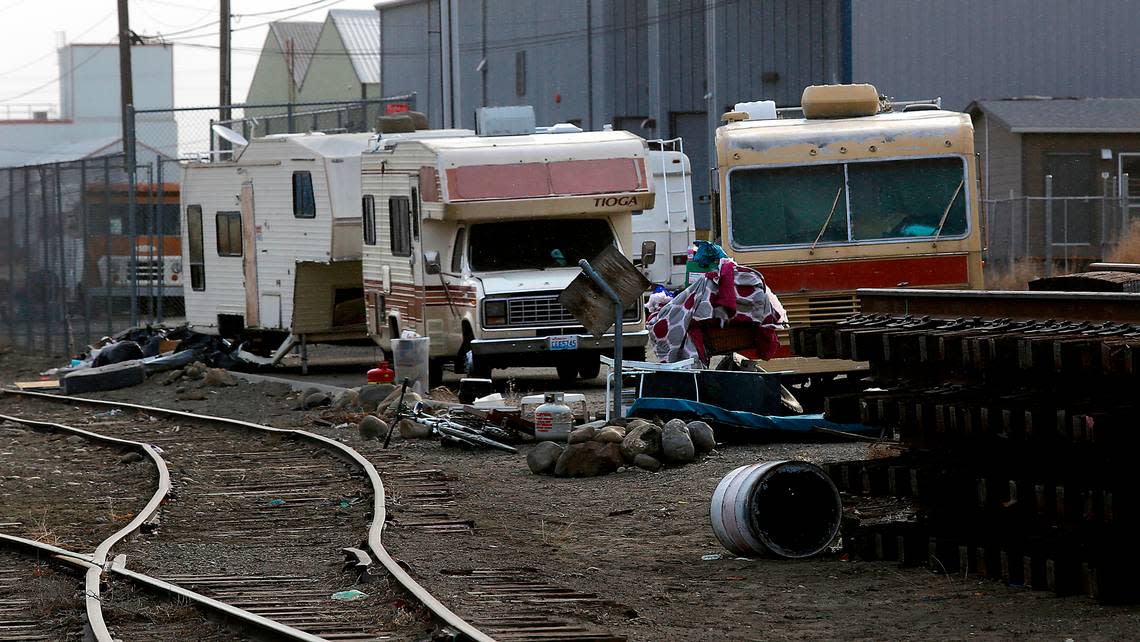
[502,292,640,328]
[507,295,577,327]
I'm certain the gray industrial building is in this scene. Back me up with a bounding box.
[374,0,1140,230]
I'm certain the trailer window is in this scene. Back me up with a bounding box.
[389,196,411,256]
[187,205,205,290]
[362,195,376,245]
[848,157,967,241]
[468,219,614,272]
[728,156,968,248]
[411,188,420,239]
[292,171,316,218]
[451,227,466,272]
[215,211,243,257]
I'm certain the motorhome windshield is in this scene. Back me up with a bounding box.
[468,219,615,271]
[728,156,968,248]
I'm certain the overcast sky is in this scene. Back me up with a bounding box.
[0,0,381,110]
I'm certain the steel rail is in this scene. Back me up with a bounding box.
[858,287,1140,323]
[2,388,495,642]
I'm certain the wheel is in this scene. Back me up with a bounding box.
[464,349,492,379]
[577,355,601,380]
[555,361,579,386]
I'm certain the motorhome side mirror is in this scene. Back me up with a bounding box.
[640,240,657,266]
[424,250,441,275]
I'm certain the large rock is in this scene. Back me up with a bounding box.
[554,442,624,478]
[526,442,563,475]
[594,427,625,443]
[398,419,433,439]
[661,419,695,464]
[303,392,331,409]
[568,426,596,444]
[202,368,238,387]
[332,388,361,411]
[358,415,387,440]
[633,453,662,472]
[620,423,662,462]
[687,420,716,454]
[359,384,396,411]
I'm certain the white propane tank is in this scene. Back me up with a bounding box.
[533,392,574,441]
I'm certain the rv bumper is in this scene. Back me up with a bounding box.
[470,330,649,356]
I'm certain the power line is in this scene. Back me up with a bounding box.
[143,0,345,41]
[0,39,110,103]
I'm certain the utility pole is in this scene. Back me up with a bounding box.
[116,0,133,164]
[220,0,231,123]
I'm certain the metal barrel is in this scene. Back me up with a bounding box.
[710,460,842,559]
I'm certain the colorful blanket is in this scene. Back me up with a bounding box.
[648,259,786,365]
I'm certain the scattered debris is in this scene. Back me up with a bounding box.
[528,418,717,478]
[330,589,368,602]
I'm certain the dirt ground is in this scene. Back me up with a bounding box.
[5,347,1140,640]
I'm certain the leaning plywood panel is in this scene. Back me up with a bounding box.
[292,260,366,335]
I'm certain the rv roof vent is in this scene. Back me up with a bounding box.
[535,122,583,134]
[477,105,536,136]
[732,100,777,121]
[902,103,940,112]
[801,84,880,119]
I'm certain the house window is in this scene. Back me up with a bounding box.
[215,211,243,257]
[187,204,205,290]
[292,171,316,218]
[389,196,412,257]
[451,227,466,272]
[362,195,376,245]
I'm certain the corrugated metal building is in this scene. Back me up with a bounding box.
[849,0,1140,110]
[376,0,840,230]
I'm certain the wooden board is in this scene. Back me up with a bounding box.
[559,245,651,337]
[14,380,60,390]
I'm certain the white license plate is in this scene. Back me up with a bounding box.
[547,335,579,351]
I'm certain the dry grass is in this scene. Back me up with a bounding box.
[984,261,1043,291]
[27,512,60,546]
[1106,221,1140,264]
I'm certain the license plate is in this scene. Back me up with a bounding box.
[547,335,579,351]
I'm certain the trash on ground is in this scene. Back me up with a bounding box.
[268,499,286,507]
[330,589,368,601]
[701,554,723,561]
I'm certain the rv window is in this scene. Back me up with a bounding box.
[215,211,243,257]
[847,157,968,241]
[729,164,847,247]
[187,205,205,290]
[451,228,466,272]
[468,219,613,272]
[389,196,412,257]
[411,188,420,239]
[362,195,376,245]
[292,171,316,218]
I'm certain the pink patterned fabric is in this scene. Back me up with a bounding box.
[648,259,787,365]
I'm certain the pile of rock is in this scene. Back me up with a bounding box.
[527,418,716,477]
[157,361,239,401]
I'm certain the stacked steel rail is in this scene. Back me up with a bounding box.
[791,289,1140,602]
[0,389,494,642]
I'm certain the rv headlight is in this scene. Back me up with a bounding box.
[483,300,507,327]
[170,259,183,274]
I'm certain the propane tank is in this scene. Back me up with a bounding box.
[367,361,395,385]
[533,392,574,441]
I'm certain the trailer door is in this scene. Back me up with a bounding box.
[240,181,259,326]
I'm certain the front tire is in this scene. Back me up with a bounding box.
[464,349,492,379]
[555,361,579,386]
[577,355,602,380]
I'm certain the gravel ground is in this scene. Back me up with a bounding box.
[0,549,87,641]
[6,347,1140,639]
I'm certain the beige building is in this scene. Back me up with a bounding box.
[244,10,381,132]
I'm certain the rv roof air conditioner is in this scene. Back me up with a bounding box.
[476,105,536,137]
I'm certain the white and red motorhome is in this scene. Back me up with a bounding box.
[361,113,655,385]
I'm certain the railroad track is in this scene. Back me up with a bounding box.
[0,389,493,642]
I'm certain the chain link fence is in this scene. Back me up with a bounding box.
[0,154,171,357]
[983,178,1140,286]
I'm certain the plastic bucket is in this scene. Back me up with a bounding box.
[709,460,841,559]
[392,337,430,395]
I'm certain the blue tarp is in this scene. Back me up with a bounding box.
[627,397,880,439]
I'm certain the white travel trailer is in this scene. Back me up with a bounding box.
[638,139,696,290]
[361,121,655,385]
[179,131,377,356]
